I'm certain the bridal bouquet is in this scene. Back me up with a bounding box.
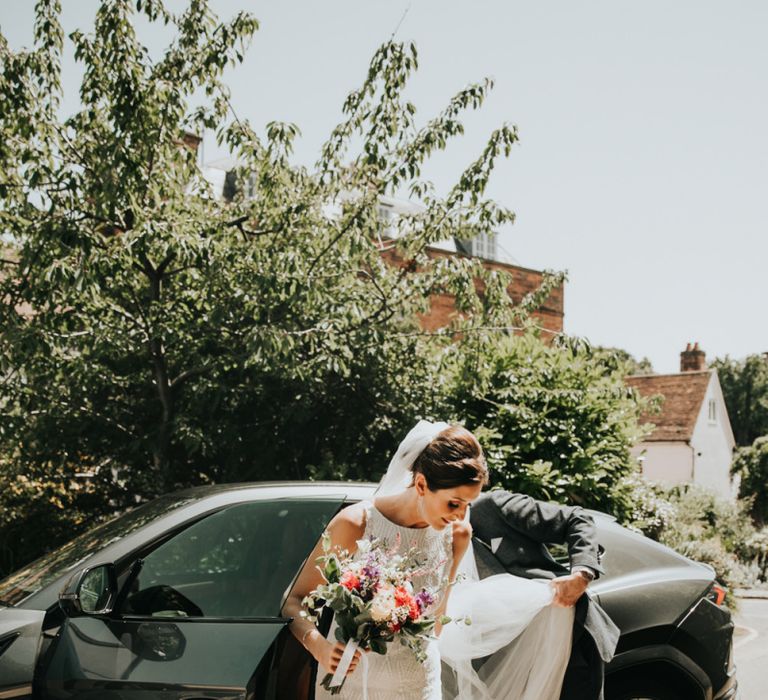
[301,533,450,695]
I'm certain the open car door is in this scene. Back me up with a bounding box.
[0,606,46,699]
[37,496,345,700]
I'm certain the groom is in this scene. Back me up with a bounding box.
[469,490,620,700]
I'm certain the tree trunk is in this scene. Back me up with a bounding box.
[142,254,175,489]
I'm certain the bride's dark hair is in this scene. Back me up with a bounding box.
[411,425,488,491]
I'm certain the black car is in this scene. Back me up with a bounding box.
[0,482,738,700]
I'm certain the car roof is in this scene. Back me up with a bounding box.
[171,481,379,500]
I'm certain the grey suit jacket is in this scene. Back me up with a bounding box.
[469,490,620,664]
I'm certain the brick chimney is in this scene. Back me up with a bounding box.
[680,342,706,372]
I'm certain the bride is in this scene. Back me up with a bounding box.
[282,420,574,699]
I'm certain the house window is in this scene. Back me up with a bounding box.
[708,399,716,423]
[378,204,395,240]
[471,233,497,260]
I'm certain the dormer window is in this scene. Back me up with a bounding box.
[708,399,717,423]
[377,204,395,240]
[455,232,498,261]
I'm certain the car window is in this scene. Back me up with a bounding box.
[0,494,194,606]
[120,498,340,619]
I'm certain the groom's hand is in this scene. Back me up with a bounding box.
[550,573,589,607]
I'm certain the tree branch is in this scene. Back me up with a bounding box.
[307,206,365,275]
[226,215,281,240]
[170,363,213,391]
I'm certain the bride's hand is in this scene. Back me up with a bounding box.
[309,636,365,676]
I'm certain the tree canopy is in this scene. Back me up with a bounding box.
[0,1,571,569]
[710,354,768,448]
[732,436,768,526]
[0,1,658,577]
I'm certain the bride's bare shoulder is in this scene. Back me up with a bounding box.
[325,501,367,547]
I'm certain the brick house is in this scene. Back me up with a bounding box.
[379,242,563,335]
[373,195,562,333]
[202,166,564,335]
[626,343,736,498]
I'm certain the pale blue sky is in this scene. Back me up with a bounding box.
[2,1,766,373]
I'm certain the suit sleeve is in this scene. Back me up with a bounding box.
[489,490,605,576]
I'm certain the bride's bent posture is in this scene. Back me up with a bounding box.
[282,421,575,700]
[283,422,485,699]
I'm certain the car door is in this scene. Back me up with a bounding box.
[0,605,46,699]
[37,496,344,700]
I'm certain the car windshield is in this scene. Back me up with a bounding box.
[0,494,194,606]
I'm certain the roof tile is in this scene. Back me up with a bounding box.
[626,371,712,442]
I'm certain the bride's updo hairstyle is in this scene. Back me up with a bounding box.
[411,425,489,491]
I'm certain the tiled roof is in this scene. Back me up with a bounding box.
[625,371,712,442]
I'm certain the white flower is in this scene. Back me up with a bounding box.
[370,588,396,622]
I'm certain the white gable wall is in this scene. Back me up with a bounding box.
[631,443,694,485]
[690,372,736,499]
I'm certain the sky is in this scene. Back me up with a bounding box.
[2,1,766,373]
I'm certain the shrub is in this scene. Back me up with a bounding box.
[628,482,760,601]
[621,474,676,541]
[732,436,768,525]
[742,528,768,584]
[445,334,648,519]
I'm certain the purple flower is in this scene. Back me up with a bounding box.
[415,589,434,612]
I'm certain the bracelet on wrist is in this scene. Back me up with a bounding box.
[301,627,315,648]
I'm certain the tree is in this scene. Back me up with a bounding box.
[444,334,649,519]
[710,354,768,447]
[595,346,654,376]
[732,436,768,525]
[1,1,561,570]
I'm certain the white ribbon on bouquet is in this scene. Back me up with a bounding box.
[329,638,369,700]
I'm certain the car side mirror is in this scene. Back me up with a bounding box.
[59,563,118,617]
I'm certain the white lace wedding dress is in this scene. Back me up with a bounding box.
[315,500,452,700]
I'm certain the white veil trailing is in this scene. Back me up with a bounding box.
[377,420,575,700]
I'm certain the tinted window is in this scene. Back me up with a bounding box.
[121,498,340,618]
[0,495,193,606]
